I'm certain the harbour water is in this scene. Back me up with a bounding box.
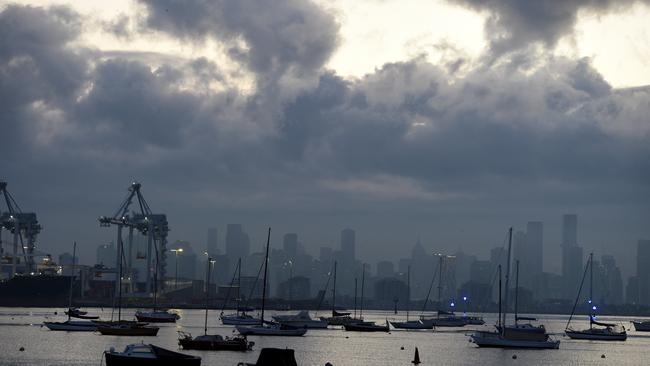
[0,308,649,365]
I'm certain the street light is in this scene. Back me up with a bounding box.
[463,296,468,316]
[171,248,183,290]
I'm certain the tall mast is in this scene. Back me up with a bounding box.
[514,260,519,326]
[332,261,337,316]
[353,277,358,319]
[502,227,513,329]
[260,227,271,324]
[589,252,593,330]
[237,257,242,310]
[117,236,123,321]
[360,263,366,318]
[204,257,212,335]
[497,265,502,332]
[67,242,77,321]
[437,255,443,310]
[407,265,411,321]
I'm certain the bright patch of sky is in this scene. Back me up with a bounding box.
[8,0,650,88]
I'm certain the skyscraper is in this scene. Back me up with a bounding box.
[526,221,543,278]
[283,233,298,259]
[341,228,356,260]
[561,214,583,299]
[637,240,650,305]
[225,224,250,275]
[206,227,218,256]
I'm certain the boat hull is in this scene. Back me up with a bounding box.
[178,337,251,351]
[632,321,650,332]
[43,321,97,331]
[98,325,160,336]
[221,315,261,326]
[236,325,307,336]
[565,330,627,341]
[389,321,432,330]
[105,345,201,366]
[320,316,360,326]
[470,331,560,349]
[135,315,177,323]
[273,320,328,329]
[343,322,390,332]
[420,318,467,327]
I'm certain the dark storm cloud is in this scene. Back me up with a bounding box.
[0,4,648,263]
[139,0,340,77]
[448,0,650,57]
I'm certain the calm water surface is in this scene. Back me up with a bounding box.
[0,308,648,365]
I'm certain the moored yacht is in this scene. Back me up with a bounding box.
[104,343,201,366]
[273,310,328,329]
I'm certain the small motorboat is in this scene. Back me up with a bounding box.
[104,343,201,366]
[272,310,328,329]
[97,322,160,336]
[178,331,254,351]
[43,320,97,332]
[343,320,390,332]
[631,320,650,331]
[237,348,297,366]
[135,310,180,323]
[565,326,627,341]
[65,307,99,320]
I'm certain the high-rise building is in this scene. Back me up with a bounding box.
[96,243,116,268]
[206,227,219,256]
[341,228,356,260]
[561,214,583,299]
[637,240,650,305]
[600,254,623,305]
[562,214,578,246]
[319,247,333,263]
[225,224,250,274]
[526,221,543,277]
[283,233,298,259]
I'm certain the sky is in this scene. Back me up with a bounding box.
[0,0,649,276]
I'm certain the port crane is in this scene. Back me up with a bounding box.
[99,182,169,295]
[0,181,42,277]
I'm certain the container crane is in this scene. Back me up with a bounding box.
[99,182,169,296]
[0,181,42,277]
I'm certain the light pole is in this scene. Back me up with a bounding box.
[463,296,468,316]
[171,248,183,290]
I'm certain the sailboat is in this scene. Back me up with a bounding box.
[97,237,159,336]
[135,248,179,323]
[235,228,307,336]
[178,257,253,351]
[319,261,358,326]
[565,253,626,341]
[390,266,431,330]
[420,255,466,328]
[44,243,99,332]
[221,258,262,326]
[470,228,560,349]
[344,263,389,332]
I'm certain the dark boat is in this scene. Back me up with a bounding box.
[104,343,200,366]
[66,307,99,320]
[98,322,160,336]
[237,348,297,366]
[178,257,254,351]
[178,332,253,351]
[135,310,179,323]
[343,320,390,332]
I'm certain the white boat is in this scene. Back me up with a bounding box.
[43,320,97,331]
[221,312,261,326]
[470,228,560,349]
[564,253,627,341]
[235,228,308,337]
[272,310,328,329]
[632,320,650,331]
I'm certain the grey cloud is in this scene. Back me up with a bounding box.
[139,0,340,77]
[1,4,648,264]
[448,0,650,57]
